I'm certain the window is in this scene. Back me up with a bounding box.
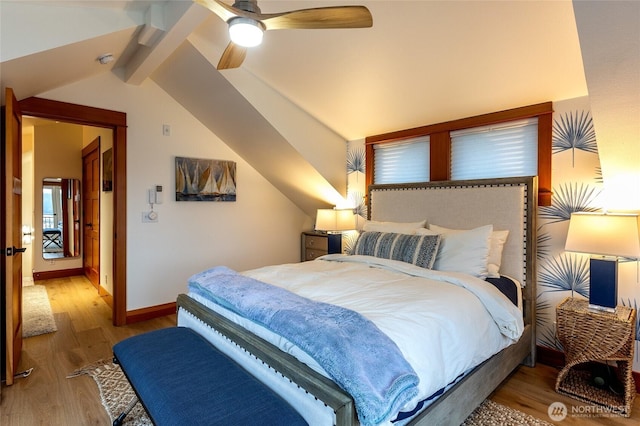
[374,137,430,184]
[365,102,553,205]
[450,118,538,180]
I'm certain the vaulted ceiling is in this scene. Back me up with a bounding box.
[1,1,638,212]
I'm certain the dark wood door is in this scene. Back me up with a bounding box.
[2,88,24,386]
[82,138,100,289]
[72,179,81,256]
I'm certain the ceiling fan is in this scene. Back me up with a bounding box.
[195,0,373,70]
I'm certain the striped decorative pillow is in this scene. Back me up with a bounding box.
[353,231,441,269]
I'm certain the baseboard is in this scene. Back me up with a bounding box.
[537,345,640,394]
[126,302,176,324]
[536,345,565,368]
[98,285,113,308]
[33,268,84,281]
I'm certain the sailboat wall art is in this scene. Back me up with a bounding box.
[175,156,236,202]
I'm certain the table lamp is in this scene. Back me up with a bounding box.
[565,212,640,312]
[315,208,356,254]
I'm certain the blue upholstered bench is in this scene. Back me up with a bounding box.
[112,326,307,426]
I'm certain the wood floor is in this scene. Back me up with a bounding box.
[2,276,639,425]
[1,276,176,425]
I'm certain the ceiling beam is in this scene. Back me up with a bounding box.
[124,2,210,85]
[152,42,346,216]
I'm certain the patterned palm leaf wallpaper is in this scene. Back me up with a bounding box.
[345,96,639,372]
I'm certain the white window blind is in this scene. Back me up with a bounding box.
[374,137,430,184]
[450,118,538,180]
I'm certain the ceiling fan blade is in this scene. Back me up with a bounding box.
[217,42,247,70]
[194,0,241,23]
[261,6,373,30]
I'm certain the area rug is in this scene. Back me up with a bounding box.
[22,285,57,338]
[462,399,553,426]
[69,360,553,426]
[67,360,151,426]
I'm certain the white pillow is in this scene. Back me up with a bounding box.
[362,219,426,234]
[416,224,493,278]
[429,224,509,278]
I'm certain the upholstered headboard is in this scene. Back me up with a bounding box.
[368,176,537,324]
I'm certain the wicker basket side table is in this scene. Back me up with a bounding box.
[555,297,636,417]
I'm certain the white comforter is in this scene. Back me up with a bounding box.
[189,254,523,419]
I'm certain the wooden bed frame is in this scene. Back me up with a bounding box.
[177,176,537,425]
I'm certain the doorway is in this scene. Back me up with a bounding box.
[18,96,127,326]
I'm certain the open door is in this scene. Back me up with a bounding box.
[2,88,24,386]
[82,138,100,288]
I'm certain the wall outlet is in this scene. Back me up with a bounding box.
[142,211,158,223]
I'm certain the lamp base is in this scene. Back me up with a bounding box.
[327,232,342,254]
[588,257,618,312]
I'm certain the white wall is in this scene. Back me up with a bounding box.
[39,71,312,310]
[21,130,34,284]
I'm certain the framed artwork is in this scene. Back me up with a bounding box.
[175,156,236,201]
[102,148,113,192]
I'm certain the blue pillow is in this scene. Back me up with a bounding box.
[353,231,441,269]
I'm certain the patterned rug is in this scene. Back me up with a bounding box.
[69,360,553,426]
[22,285,57,338]
[462,399,554,426]
[67,360,151,426]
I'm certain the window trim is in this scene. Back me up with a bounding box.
[365,102,553,206]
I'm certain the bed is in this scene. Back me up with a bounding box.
[176,176,537,425]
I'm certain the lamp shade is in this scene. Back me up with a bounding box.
[315,209,356,232]
[565,212,640,259]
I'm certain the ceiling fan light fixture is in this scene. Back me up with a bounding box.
[228,17,264,47]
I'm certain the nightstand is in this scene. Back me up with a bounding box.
[555,297,636,416]
[301,231,341,261]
